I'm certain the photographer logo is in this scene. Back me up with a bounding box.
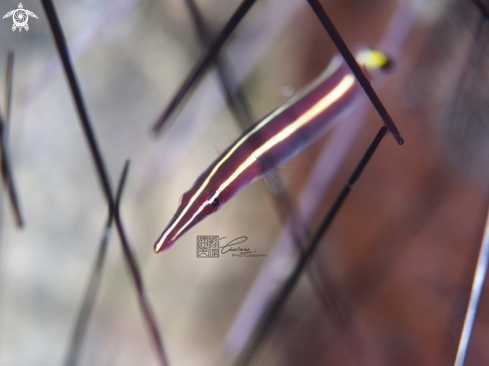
[3,3,38,32]
[196,236,267,258]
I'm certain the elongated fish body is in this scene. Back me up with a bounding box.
[154,48,390,252]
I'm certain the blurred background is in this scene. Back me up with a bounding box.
[0,0,488,365]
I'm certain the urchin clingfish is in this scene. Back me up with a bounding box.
[154,48,391,253]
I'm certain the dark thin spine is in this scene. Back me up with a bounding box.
[152,0,258,134]
[183,0,253,126]
[39,1,169,365]
[473,0,489,20]
[5,51,14,132]
[306,0,404,145]
[0,51,23,227]
[234,126,387,366]
[271,181,358,338]
[63,161,130,366]
[0,118,23,227]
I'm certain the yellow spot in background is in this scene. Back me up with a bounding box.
[355,49,389,70]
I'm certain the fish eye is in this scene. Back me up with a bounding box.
[208,192,222,212]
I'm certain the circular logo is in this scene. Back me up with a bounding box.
[12,9,28,28]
